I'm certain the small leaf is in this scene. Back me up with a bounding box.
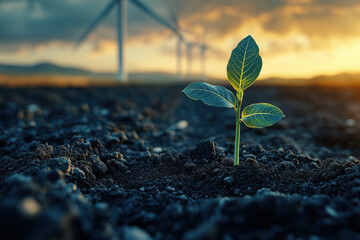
[182,82,236,109]
[242,103,284,128]
[227,35,262,91]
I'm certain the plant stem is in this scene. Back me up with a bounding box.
[234,90,243,166]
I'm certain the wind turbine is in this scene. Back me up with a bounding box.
[170,13,201,80]
[75,0,180,82]
[198,29,224,80]
[169,13,186,80]
[185,41,197,80]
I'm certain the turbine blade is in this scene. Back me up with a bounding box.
[206,45,225,56]
[169,11,179,29]
[75,0,117,48]
[130,0,178,34]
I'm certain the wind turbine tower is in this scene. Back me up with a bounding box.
[75,0,180,82]
[198,28,223,80]
[186,42,195,80]
[117,0,127,80]
[199,30,207,80]
[169,13,186,80]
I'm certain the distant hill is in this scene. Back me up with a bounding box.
[258,73,360,86]
[0,62,118,78]
[0,62,91,75]
[0,62,203,82]
[0,62,181,81]
[0,62,359,86]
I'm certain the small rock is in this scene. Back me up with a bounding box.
[213,168,220,173]
[285,152,294,160]
[245,158,258,167]
[49,157,71,174]
[278,161,296,171]
[346,118,356,127]
[113,131,128,142]
[259,156,267,162]
[46,169,64,183]
[179,194,188,200]
[122,226,153,240]
[80,103,90,112]
[27,104,39,113]
[184,162,197,170]
[192,140,218,160]
[293,159,300,165]
[70,167,86,181]
[106,159,128,172]
[168,120,188,131]
[89,155,108,177]
[325,206,338,218]
[243,154,257,160]
[233,188,241,195]
[35,143,53,159]
[18,197,41,217]
[256,188,283,197]
[106,136,120,145]
[221,157,233,166]
[165,186,176,192]
[153,147,163,153]
[101,152,124,161]
[310,162,319,169]
[224,176,234,185]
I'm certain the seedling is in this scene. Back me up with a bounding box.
[182,35,284,166]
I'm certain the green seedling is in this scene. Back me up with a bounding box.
[182,35,284,166]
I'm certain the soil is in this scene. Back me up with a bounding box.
[1,85,360,240]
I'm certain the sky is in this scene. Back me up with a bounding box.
[0,0,360,79]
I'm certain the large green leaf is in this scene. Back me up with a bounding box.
[242,103,284,128]
[182,82,236,109]
[227,35,262,91]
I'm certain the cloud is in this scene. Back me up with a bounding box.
[261,4,360,39]
[0,0,173,47]
[0,0,360,59]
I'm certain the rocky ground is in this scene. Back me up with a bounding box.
[0,85,360,240]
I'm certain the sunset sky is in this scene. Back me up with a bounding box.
[0,0,360,79]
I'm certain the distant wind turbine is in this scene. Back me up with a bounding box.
[198,29,223,80]
[169,13,186,80]
[185,42,196,80]
[75,0,180,82]
[170,13,200,80]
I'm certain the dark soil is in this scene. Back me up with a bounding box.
[1,85,360,240]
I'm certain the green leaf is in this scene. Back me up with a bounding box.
[182,82,236,109]
[241,103,284,128]
[227,35,262,91]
